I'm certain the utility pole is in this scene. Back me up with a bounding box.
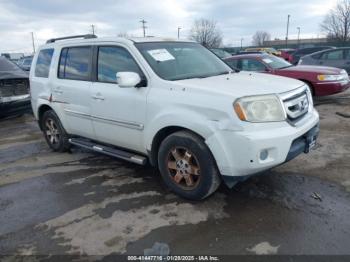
[285,14,290,48]
[91,24,95,35]
[297,27,301,47]
[140,19,147,37]
[31,32,35,54]
[177,26,181,39]
[240,38,244,49]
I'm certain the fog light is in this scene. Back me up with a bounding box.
[260,149,269,161]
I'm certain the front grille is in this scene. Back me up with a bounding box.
[0,79,29,97]
[281,87,310,124]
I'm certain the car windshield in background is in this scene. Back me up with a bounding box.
[0,57,21,71]
[135,42,231,81]
[262,55,292,69]
[211,48,232,59]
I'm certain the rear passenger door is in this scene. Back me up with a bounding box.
[90,45,148,152]
[55,46,95,139]
[318,49,346,69]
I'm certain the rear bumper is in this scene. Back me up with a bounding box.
[313,81,350,96]
[0,97,32,118]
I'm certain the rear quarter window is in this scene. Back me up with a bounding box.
[35,49,54,78]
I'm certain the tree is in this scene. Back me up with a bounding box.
[252,31,271,46]
[321,0,350,42]
[189,19,223,48]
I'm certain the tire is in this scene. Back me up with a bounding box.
[41,110,70,152]
[157,131,221,200]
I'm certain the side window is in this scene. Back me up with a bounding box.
[58,46,91,81]
[240,59,266,71]
[97,46,143,83]
[35,49,54,78]
[321,50,344,60]
[344,50,350,59]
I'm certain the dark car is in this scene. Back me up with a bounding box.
[298,47,350,74]
[17,56,33,71]
[278,48,295,62]
[224,53,349,96]
[0,57,31,118]
[290,46,335,65]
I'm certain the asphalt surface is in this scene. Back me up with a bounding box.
[0,91,349,258]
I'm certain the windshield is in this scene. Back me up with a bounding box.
[135,42,231,81]
[0,57,21,71]
[261,55,292,69]
[211,49,232,59]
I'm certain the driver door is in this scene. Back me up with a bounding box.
[90,45,148,152]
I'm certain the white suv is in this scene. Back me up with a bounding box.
[30,35,319,200]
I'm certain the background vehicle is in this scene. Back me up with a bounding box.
[298,47,350,74]
[30,35,319,200]
[17,56,33,71]
[278,48,295,62]
[0,57,31,118]
[245,47,281,56]
[224,53,349,96]
[290,46,335,65]
[210,48,232,59]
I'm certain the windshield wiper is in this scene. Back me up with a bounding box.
[279,65,293,69]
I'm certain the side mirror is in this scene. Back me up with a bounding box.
[116,72,141,88]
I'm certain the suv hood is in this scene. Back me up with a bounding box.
[174,71,304,98]
[280,65,343,75]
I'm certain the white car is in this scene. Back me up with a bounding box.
[30,35,319,200]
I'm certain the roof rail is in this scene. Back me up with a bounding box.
[46,34,97,44]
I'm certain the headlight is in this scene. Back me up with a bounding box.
[317,71,348,82]
[234,95,286,122]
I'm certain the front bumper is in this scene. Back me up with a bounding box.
[313,81,350,96]
[206,109,319,181]
[0,96,32,118]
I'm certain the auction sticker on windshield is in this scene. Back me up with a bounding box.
[262,58,273,64]
[147,49,175,62]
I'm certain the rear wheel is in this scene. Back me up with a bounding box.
[158,131,221,200]
[41,110,70,152]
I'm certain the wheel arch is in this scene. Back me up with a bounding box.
[37,104,54,130]
[148,126,206,167]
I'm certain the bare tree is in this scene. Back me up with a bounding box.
[252,31,271,46]
[321,0,350,42]
[189,19,223,48]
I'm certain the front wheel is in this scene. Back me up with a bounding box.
[158,131,221,200]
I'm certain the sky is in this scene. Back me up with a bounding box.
[0,0,339,54]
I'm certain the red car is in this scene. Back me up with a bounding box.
[224,53,350,96]
[278,48,295,62]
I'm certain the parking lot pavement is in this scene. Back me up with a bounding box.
[0,91,349,257]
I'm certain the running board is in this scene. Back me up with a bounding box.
[68,138,147,165]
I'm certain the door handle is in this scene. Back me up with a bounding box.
[92,93,105,101]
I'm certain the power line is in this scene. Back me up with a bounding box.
[140,19,147,37]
